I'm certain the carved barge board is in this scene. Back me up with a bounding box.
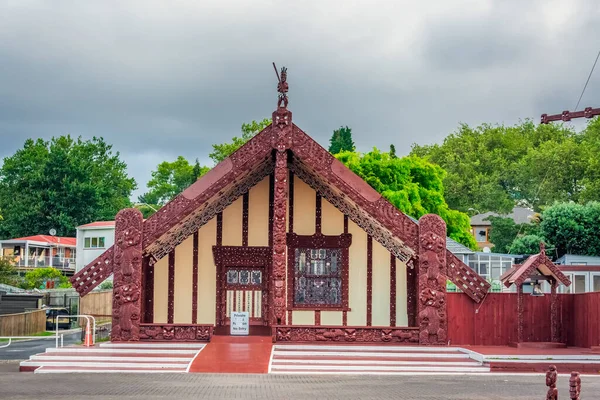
[273,326,419,343]
[139,324,213,342]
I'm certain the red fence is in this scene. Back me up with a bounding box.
[447,292,600,347]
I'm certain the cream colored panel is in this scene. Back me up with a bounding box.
[321,311,342,326]
[197,218,216,325]
[321,198,344,235]
[347,221,367,326]
[222,196,243,246]
[153,255,169,323]
[371,240,390,326]
[248,176,270,246]
[293,176,316,235]
[173,235,193,324]
[396,260,408,326]
[292,310,315,325]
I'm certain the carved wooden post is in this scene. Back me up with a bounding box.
[111,208,144,342]
[271,149,288,325]
[550,279,560,343]
[517,283,524,343]
[406,257,418,327]
[417,214,447,345]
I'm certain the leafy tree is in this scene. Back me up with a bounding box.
[487,216,540,253]
[0,257,18,286]
[21,267,70,290]
[139,156,209,206]
[209,118,271,164]
[336,148,477,248]
[539,202,600,257]
[328,126,355,155]
[99,280,113,290]
[0,136,136,239]
[410,120,586,213]
[389,144,397,159]
[509,234,549,255]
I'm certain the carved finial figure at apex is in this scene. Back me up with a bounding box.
[540,241,546,257]
[273,62,288,109]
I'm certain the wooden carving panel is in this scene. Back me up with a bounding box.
[139,324,212,342]
[273,326,419,343]
[417,214,447,345]
[111,209,144,342]
[70,247,115,296]
[271,150,288,324]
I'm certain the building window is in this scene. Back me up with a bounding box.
[287,232,352,310]
[294,248,342,306]
[84,237,105,249]
[475,228,488,243]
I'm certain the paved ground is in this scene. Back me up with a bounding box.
[0,369,598,399]
[0,331,81,360]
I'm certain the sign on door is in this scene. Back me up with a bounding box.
[230,311,249,336]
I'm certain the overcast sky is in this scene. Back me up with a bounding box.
[1,0,599,199]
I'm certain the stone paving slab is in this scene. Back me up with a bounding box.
[1,371,599,399]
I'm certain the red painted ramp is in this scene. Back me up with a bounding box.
[188,335,272,373]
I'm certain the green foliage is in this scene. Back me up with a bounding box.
[487,216,540,253]
[509,234,549,255]
[328,126,355,155]
[21,267,70,290]
[99,280,113,290]
[209,118,271,164]
[389,144,397,159]
[539,202,600,257]
[335,148,477,249]
[0,257,18,286]
[0,136,136,239]
[139,156,209,206]
[410,119,600,213]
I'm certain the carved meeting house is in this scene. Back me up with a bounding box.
[71,72,491,344]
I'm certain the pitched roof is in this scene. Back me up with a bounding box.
[8,235,77,247]
[77,221,116,228]
[71,104,490,303]
[470,207,535,226]
[501,248,571,288]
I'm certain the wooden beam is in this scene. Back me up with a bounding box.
[541,107,600,124]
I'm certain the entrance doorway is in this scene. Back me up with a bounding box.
[213,246,271,335]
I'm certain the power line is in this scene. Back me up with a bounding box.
[574,49,600,111]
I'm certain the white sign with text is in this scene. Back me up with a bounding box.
[230,311,249,336]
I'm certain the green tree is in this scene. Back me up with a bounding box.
[389,144,397,159]
[21,267,70,290]
[209,118,271,164]
[328,126,355,155]
[99,280,113,290]
[410,120,582,213]
[139,156,209,206]
[487,216,540,253]
[0,136,136,239]
[509,234,549,255]
[539,202,600,257]
[0,257,18,286]
[336,148,477,248]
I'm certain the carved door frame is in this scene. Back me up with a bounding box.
[212,246,272,327]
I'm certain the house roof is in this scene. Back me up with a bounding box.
[470,207,535,226]
[500,245,571,288]
[5,235,76,247]
[406,215,474,255]
[71,78,491,303]
[77,221,116,229]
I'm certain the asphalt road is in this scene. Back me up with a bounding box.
[0,330,82,360]
[0,372,598,399]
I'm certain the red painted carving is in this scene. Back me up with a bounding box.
[417,214,447,345]
[271,150,288,324]
[367,236,373,326]
[314,310,321,326]
[569,371,581,400]
[70,247,115,296]
[111,209,144,342]
[242,192,249,246]
[446,252,490,303]
[390,254,396,327]
[139,324,212,342]
[546,365,558,400]
[406,257,417,326]
[192,231,199,324]
[551,280,560,343]
[142,256,154,323]
[168,250,175,324]
[273,326,419,343]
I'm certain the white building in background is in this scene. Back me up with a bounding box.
[75,221,116,274]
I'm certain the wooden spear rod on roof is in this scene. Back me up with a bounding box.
[541,106,600,124]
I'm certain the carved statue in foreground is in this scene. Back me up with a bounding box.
[569,371,581,400]
[546,365,558,400]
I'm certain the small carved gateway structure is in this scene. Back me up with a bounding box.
[71,66,490,344]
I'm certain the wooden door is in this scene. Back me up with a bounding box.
[219,266,269,326]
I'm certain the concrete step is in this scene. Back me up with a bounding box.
[34,365,187,374]
[21,360,190,369]
[44,347,199,355]
[99,342,206,349]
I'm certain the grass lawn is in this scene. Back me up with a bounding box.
[0,331,55,342]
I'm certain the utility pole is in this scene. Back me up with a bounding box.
[541,106,600,124]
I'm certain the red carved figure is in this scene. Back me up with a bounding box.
[274,65,288,109]
[569,371,581,400]
[111,209,143,342]
[546,365,558,400]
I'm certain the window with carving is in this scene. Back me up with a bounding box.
[226,268,262,287]
[294,248,342,306]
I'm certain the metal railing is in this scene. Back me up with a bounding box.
[56,315,96,347]
[11,256,76,270]
[0,333,64,349]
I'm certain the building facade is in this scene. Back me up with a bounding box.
[75,221,116,275]
[0,235,77,276]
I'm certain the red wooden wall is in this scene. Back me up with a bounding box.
[447,292,600,347]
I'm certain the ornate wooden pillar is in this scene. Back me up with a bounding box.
[271,149,288,325]
[406,257,418,327]
[111,208,144,342]
[517,283,524,343]
[417,214,447,345]
[550,279,560,343]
